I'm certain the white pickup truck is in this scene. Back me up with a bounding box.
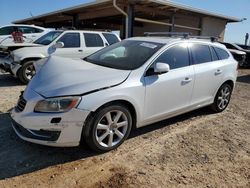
[0,30,120,83]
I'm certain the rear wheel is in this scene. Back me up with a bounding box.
[211,83,232,112]
[82,104,132,152]
[18,61,36,84]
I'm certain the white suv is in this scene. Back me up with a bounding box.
[0,24,51,44]
[0,30,120,83]
[10,36,238,152]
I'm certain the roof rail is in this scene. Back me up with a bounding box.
[189,36,219,42]
[144,32,219,42]
[144,32,191,38]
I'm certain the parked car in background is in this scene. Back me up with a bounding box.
[220,42,250,67]
[0,24,51,45]
[237,44,250,50]
[11,36,238,152]
[0,30,121,83]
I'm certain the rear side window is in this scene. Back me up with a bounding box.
[213,47,230,60]
[155,44,190,70]
[210,46,219,61]
[191,44,212,64]
[57,33,80,48]
[17,26,41,34]
[84,33,104,47]
[102,33,119,45]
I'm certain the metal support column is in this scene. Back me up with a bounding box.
[73,14,80,29]
[126,4,134,38]
[170,13,175,32]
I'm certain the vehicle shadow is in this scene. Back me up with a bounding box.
[237,74,250,84]
[0,73,24,87]
[0,107,213,180]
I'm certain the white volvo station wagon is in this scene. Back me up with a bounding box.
[11,35,238,152]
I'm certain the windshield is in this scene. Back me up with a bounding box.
[34,31,63,45]
[84,40,163,70]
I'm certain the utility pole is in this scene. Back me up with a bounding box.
[245,33,249,46]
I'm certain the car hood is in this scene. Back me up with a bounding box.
[0,43,42,51]
[28,56,131,98]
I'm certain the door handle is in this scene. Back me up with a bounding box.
[78,49,83,52]
[215,69,222,75]
[182,77,192,84]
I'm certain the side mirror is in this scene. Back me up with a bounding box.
[154,62,170,74]
[53,41,64,49]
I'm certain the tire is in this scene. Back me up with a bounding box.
[82,104,132,152]
[211,83,232,113]
[17,61,36,84]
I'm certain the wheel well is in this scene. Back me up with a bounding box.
[20,58,41,65]
[223,80,234,90]
[92,100,137,130]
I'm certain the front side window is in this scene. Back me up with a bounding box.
[84,40,163,70]
[102,33,119,45]
[57,33,80,48]
[34,31,62,45]
[84,33,104,47]
[0,26,15,35]
[191,44,212,64]
[213,47,230,60]
[154,43,190,70]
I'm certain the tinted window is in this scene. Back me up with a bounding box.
[57,33,80,48]
[191,44,212,64]
[222,43,237,50]
[210,46,219,61]
[18,26,35,34]
[0,26,15,35]
[213,47,230,60]
[102,33,119,45]
[155,44,190,69]
[84,33,104,47]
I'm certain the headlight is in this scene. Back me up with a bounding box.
[34,97,81,113]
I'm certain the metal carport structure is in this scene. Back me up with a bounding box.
[13,0,240,40]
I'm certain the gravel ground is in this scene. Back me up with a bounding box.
[0,70,249,188]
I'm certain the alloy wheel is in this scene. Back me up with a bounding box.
[217,85,231,110]
[95,110,128,148]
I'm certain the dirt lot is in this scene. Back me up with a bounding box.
[0,69,249,188]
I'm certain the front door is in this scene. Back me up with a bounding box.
[143,43,194,124]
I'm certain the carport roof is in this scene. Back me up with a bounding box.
[13,0,241,24]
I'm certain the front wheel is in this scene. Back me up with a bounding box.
[211,83,232,113]
[17,61,36,84]
[82,104,132,152]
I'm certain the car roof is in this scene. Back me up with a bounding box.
[127,37,227,48]
[61,30,115,34]
[0,24,48,30]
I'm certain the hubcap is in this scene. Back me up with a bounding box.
[25,63,35,80]
[95,110,128,148]
[217,86,230,110]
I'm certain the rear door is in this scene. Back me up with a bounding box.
[17,26,44,42]
[143,43,195,124]
[82,33,105,57]
[190,43,226,106]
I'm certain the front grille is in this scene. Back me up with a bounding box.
[15,94,27,112]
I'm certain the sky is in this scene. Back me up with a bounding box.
[0,0,249,44]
